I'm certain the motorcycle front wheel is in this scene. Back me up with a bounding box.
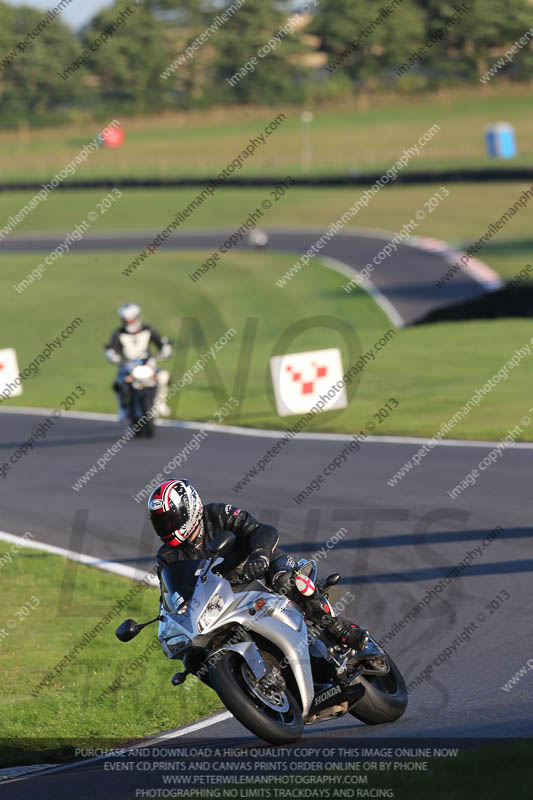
[208,651,303,744]
[129,390,155,437]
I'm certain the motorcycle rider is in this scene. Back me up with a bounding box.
[105,303,172,421]
[148,479,366,651]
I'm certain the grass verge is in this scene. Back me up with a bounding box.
[1,249,533,440]
[0,541,222,767]
[1,84,533,180]
[0,183,531,283]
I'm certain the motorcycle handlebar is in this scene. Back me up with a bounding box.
[226,571,268,588]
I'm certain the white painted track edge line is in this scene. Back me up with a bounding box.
[2,406,533,448]
[140,711,233,745]
[321,255,405,329]
[0,530,232,783]
[0,530,159,587]
[1,712,233,784]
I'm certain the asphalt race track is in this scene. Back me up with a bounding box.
[1,231,530,796]
[1,409,532,798]
[2,228,493,325]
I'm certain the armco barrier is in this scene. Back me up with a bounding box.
[2,167,533,191]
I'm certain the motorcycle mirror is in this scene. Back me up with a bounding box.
[208,530,236,557]
[115,619,142,642]
[322,573,341,591]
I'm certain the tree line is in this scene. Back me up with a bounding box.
[0,0,532,125]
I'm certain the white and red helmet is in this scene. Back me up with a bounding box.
[148,479,203,547]
[119,302,142,333]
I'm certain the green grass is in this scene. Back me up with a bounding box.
[0,542,222,767]
[479,239,533,282]
[2,84,533,180]
[2,247,533,440]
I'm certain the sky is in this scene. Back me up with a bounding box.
[5,0,113,29]
[5,0,308,29]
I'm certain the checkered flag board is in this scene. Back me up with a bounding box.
[270,348,347,417]
[0,349,22,398]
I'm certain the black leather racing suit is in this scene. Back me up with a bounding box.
[156,503,288,581]
[156,503,364,648]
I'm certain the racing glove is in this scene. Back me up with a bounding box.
[242,549,270,581]
[105,348,121,364]
[159,340,173,360]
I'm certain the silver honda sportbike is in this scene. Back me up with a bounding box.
[116,531,407,744]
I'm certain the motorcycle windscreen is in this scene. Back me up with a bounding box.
[160,559,206,604]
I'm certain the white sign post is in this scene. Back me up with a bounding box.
[270,347,347,417]
[0,348,22,399]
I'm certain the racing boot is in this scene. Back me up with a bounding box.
[295,573,367,651]
[319,614,368,651]
[154,370,171,417]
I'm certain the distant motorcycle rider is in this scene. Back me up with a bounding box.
[105,303,172,420]
[148,479,367,651]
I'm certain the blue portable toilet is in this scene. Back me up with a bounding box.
[485,122,517,159]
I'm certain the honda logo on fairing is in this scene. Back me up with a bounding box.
[315,685,341,705]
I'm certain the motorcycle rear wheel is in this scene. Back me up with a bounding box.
[349,654,407,725]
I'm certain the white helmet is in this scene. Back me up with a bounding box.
[119,302,142,333]
[248,228,269,248]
